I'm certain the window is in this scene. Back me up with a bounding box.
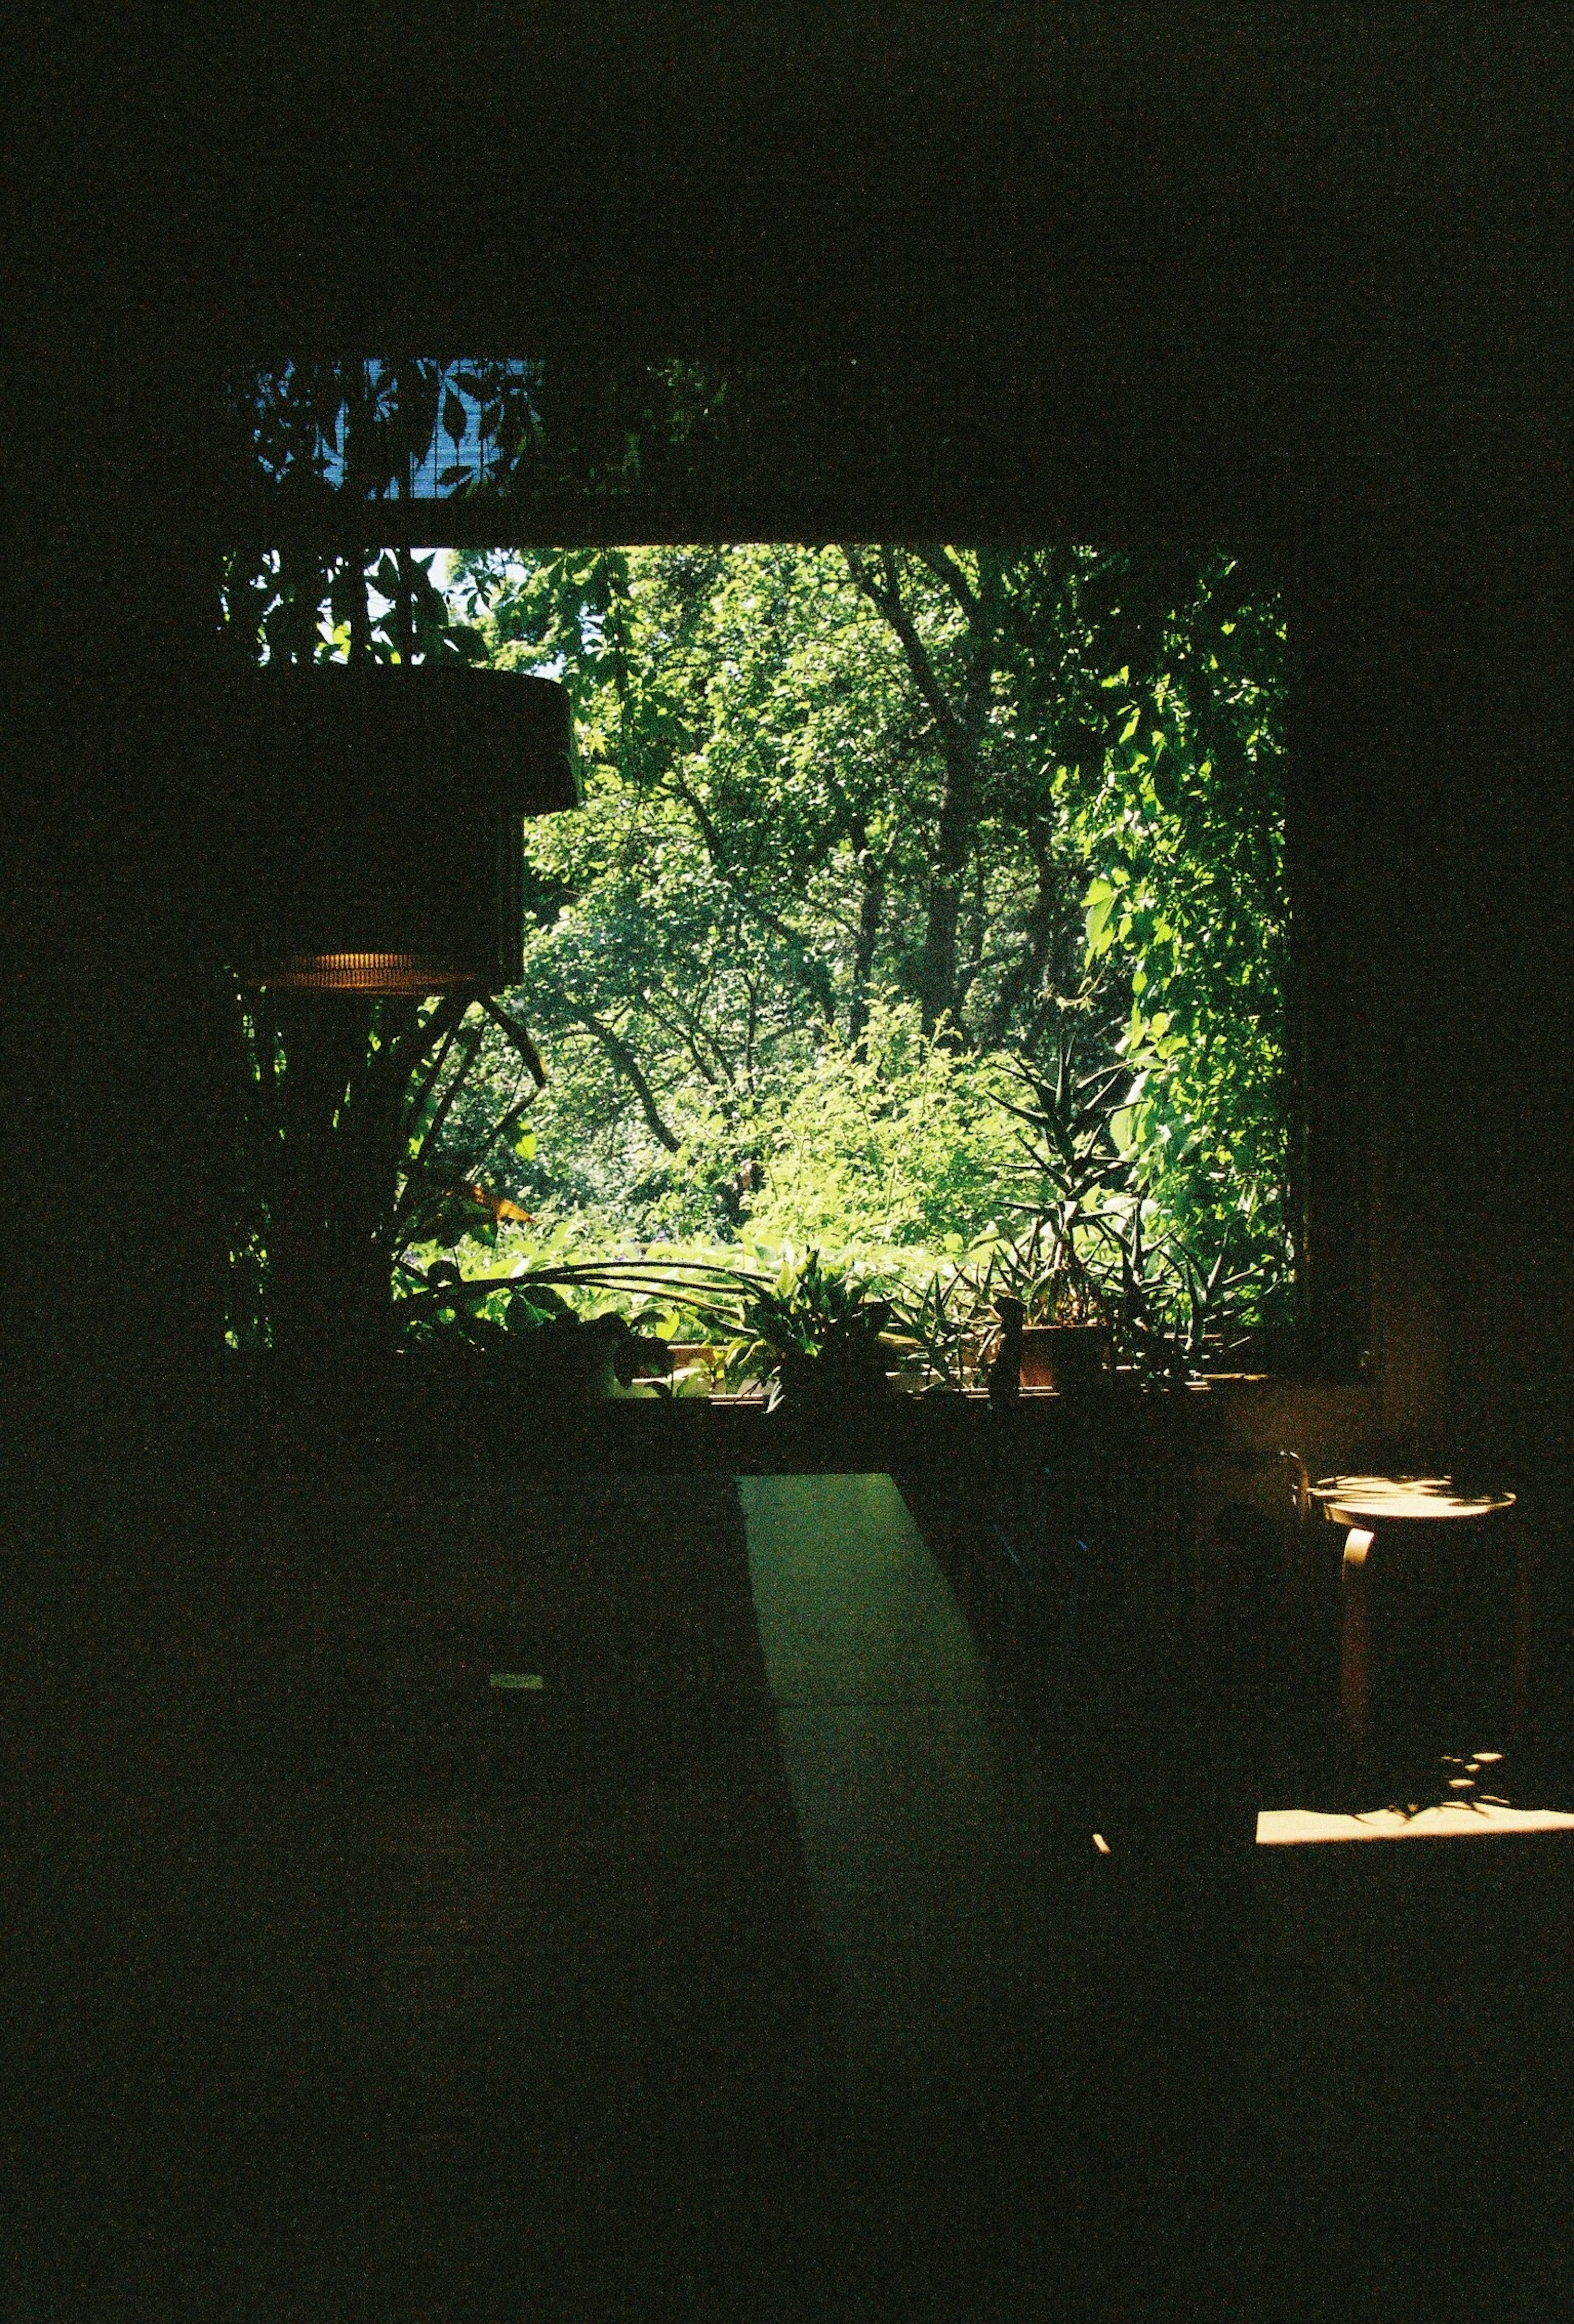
[220,361,1316,1379]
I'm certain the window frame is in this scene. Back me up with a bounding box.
[215,497,1367,1382]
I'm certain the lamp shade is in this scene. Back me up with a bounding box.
[216,665,576,993]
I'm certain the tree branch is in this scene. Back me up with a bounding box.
[841,546,964,746]
[569,1009,682,1152]
[668,770,837,1024]
[912,545,981,625]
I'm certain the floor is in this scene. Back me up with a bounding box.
[741,1474,1074,2319]
[4,1468,1572,2322]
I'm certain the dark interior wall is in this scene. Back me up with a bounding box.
[1310,530,1574,1472]
[1408,529,1574,1479]
[5,8,1569,1498]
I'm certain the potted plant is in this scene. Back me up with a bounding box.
[980,997,1145,1390]
[964,1222,1114,1393]
[391,1251,758,1401]
[731,1249,898,1413]
[1019,1272,1114,1392]
[394,1263,664,1395]
[1081,1195,1282,1386]
[891,1261,982,1397]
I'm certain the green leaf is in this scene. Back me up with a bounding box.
[443,390,467,445]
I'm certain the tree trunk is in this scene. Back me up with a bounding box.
[845,815,887,1048]
[917,736,976,1034]
[981,818,1072,1050]
[916,554,1003,1035]
[842,545,1005,1039]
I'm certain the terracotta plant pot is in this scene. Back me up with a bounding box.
[1019,1324,1113,1391]
[666,1343,721,1397]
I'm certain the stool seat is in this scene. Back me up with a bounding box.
[1312,1475,1515,1527]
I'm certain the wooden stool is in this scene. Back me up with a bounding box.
[1308,1475,1518,1792]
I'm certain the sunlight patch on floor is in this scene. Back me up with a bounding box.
[739,1474,1054,2110]
[1258,1804,1574,1844]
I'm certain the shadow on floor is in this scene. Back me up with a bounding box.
[1,1464,1570,2322]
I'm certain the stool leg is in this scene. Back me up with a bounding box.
[1340,1526,1376,1761]
[1512,1539,1535,1746]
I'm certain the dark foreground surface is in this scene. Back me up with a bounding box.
[2,1459,1571,2322]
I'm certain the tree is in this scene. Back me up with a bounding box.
[221,359,1293,1345]
[443,540,1290,1315]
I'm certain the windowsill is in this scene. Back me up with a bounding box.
[216,1351,1378,1403]
[210,1355,1381,1485]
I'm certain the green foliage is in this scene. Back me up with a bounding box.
[1074,566,1291,1290]
[432,541,1292,1373]
[739,1002,1018,1253]
[733,1248,897,1408]
[228,986,550,1356]
[221,464,1293,1376]
[736,1247,892,1361]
